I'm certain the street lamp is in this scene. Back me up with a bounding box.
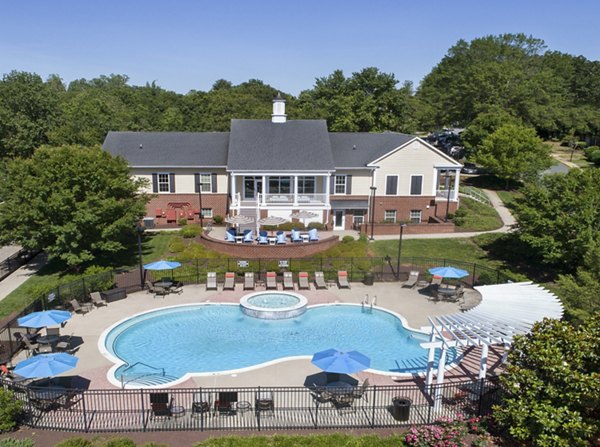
[136,223,145,289]
[198,182,204,229]
[396,223,406,280]
[369,186,377,240]
[444,171,452,223]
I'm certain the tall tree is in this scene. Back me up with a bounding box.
[0,145,148,270]
[474,123,552,187]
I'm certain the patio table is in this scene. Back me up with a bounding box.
[326,381,355,396]
[300,233,310,243]
[153,281,173,289]
[235,236,244,244]
[36,335,59,345]
[267,236,277,245]
[438,287,457,299]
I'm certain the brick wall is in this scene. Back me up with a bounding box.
[147,194,228,225]
[199,234,340,259]
[359,221,455,235]
[371,195,458,222]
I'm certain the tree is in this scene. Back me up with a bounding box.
[474,123,552,188]
[511,169,600,272]
[461,106,521,152]
[0,145,149,270]
[494,315,600,446]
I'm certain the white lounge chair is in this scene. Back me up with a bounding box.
[314,271,327,289]
[337,271,350,289]
[283,272,294,290]
[206,272,218,290]
[266,272,277,290]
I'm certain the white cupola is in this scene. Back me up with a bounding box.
[271,93,287,123]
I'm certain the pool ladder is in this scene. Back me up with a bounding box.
[120,362,171,388]
[361,294,377,312]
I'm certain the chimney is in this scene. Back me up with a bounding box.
[271,93,287,123]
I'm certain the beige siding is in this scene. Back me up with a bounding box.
[131,168,228,194]
[331,170,372,196]
[373,140,458,196]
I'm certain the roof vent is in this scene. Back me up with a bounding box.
[139,144,143,150]
[353,145,357,150]
[271,93,287,123]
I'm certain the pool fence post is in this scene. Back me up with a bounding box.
[140,389,148,431]
[472,263,477,286]
[200,386,204,432]
[81,391,88,432]
[257,386,261,431]
[371,385,376,428]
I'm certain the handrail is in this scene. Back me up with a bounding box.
[459,186,492,206]
[120,362,165,388]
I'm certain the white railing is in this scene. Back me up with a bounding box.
[436,189,458,200]
[258,193,328,206]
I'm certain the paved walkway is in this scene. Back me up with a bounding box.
[0,252,47,303]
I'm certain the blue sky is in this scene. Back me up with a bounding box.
[1,0,599,95]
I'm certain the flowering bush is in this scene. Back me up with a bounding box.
[405,414,489,447]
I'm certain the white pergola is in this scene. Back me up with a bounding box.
[421,282,564,392]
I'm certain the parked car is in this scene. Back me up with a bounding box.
[461,162,480,174]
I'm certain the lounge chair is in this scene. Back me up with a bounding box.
[206,272,218,290]
[170,281,184,294]
[243,229,254,243]
[258,231,269,245]
[215,391,238,415]
[155,208,164,218]
[55,333,74,352]
[266,272,277,290]
[90,292,107,307]
[187,209,194,220]
[223,272,236,290]
[290,229,302,243]
[21,337,39,357]
[337,271,350,289]
[403,271,419,288]
[255,391,274,416]
[298,272,310,290]
[352,378,370,401]
[244,272,255,290]
[308,228,319,241]
[69,299,91,315]
[192,391,212,416]
[153,285,169,298]
[314,271,327,289]
[429,285,440,301]
[276,231,286,244]
[150,392,184,419]
[431,275,443,287]
[225,228,236,242]
[332,394,355,413]
[283,272,294,290]
[165,209,177,223]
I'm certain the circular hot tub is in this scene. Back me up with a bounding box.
[240,291,308,319]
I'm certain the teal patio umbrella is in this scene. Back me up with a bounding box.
[311,348,371,374]
[17,310,72,328]
[428,266,469,279]
[143,260,182,270]
[13,353,78,379]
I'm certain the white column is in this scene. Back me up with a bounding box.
[433,347,448,411]
[325,174,331,205]
[262,176,267,206]
[453,170,460,200]
[425,333,437,388]
[293,175,299,206]
[479,343,489,379]
[231,174,237,207]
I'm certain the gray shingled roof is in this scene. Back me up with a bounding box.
[227,120,335,171]
[102,131,229,167]
[329,132,415,167]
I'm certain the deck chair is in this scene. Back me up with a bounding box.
[332,394,355,413]
[403,271,419,288]
[90,292,107,307]
[431,275,443,287]
[244,272,255,290]
[298,272,310,290]
[223,272,236,290]
[291,229,302,243]
[155,208,165,218]
[145,280,155,293]
[337,271,350,289]
[215,391,238,415]
[225,228,236,242]
[314,271,327,289]
[352,378,370,402]
[150,392,184,418]
[276,231,286,244]
[69,299,91,315]
[266,272,277,290]
[308,228,319,241]
[186,209,194,220]
[258,231,269,245]
[153,285,169,298]
[192,391,212,416]
[165,209,177,223]
[55,333,73,352]
[21,337,39,357]
[206,272,218,290]
[46,327,60,337]
[429,285,440,301]
[243,229,254,243]
[255,391,274,416]
[283,272,294,290]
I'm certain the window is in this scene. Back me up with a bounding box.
[201,208,213,218]
[198,173,211,192]
[298,176,315,194]
[353,215,364,225]
[384,210,396,223]
[386,175,398,195]
[410,210,422,223]
[268,176,291,194]
[158,173,170,192]
[410,175,423,195]
[334,175,346,194]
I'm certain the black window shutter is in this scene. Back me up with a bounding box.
[212,173,217,192]
[194,173,200,193]
[169,173,176,193]
[411,176,423,195]
[152,173,158,193]
[330,176,335,194]
[386,176,398,195]
[346,175,352,194]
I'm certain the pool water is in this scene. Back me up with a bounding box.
[104,304,455,383]
[247,293,300,308]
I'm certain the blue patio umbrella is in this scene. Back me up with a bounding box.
[311,348,371,374]
[17,310,72,328]
[13,353,78,379]
[143,260,182,271]
[428,266,469,279]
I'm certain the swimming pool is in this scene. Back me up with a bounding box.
[101,304,455,387]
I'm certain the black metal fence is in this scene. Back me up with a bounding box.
[2,377,502,433]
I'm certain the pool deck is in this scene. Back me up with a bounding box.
[12,282,504,390]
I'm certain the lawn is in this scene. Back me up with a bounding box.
[454,197,503,231]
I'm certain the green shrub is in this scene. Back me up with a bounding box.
[0,439,35,447]
[307,222,325,230]
[583,145,599,158]
[102,438,136,447]
[82,266,115,292]
[0,389,22,433]
[213,215,223,225]
[576,140,588,149]
[53,439,93,447]
[177,218,187,226]
[167,237,185,253]
[341,235,355,243]
[179,225,202,238]
[277,222,305,231]
[589,149,600,165]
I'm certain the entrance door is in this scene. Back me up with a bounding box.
[243,177,262,201]
[333,210,345,230]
